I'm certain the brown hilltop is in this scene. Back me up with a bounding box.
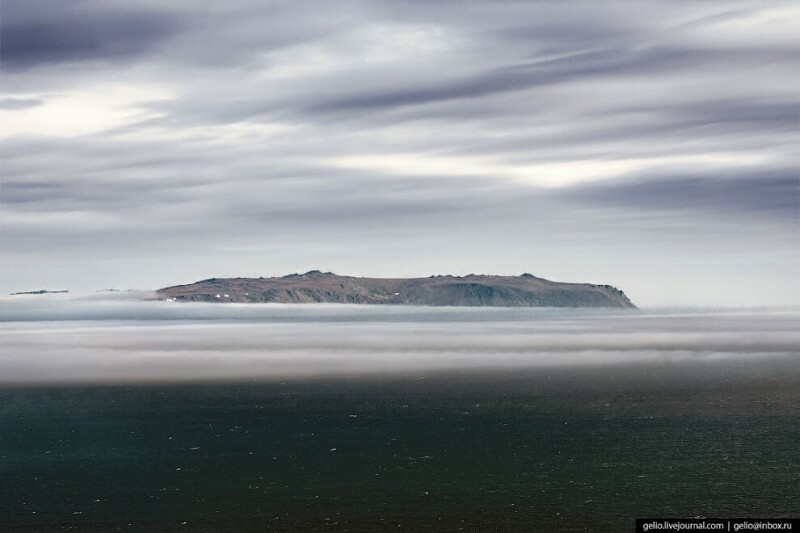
[157,271,636,308]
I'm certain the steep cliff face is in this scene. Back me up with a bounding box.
[157,271,637,308]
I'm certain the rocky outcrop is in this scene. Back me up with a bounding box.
[157,271,636,308]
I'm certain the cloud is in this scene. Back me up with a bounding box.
[0,98,43,110]
[0,0,797,306]
[0,1,184,70]
[305,46,781,114]
[1,300,798,384]
[564,169,800,220]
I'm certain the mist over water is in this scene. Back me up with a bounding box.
[1,294,798,385]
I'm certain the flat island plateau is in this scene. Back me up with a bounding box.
[157,271,636,308]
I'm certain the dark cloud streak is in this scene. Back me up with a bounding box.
[0,2,183,70]
[564,170,800,220]
[0,98,42,110]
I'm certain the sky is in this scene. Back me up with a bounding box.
[0,0,798,306]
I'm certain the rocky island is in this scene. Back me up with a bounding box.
[158,271,636,308]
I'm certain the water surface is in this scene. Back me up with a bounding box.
[1,299,798,530]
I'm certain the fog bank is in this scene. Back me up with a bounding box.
[1,297,798,385]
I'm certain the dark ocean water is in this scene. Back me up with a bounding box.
[2,364,798,532]
[1,301,798,531]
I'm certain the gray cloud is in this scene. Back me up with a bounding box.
[0,98,43,110]
[659,99,798,130]
[564,169,800,220]
[306,46,793,114]
[0,1,184,70]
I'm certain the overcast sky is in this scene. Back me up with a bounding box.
[1,0,798,306]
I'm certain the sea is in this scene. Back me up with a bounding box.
[1,295,798,531]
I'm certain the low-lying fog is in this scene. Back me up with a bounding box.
[1,293,798,385]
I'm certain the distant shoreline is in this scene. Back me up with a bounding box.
[9,290,69,296]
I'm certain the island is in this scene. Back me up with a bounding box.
[10,289,69,295]
[157,271,636,308]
